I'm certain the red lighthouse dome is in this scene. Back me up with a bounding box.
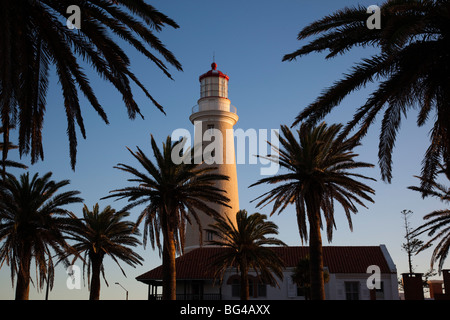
[199,62,229,82]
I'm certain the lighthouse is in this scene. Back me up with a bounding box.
[184,62,240,251]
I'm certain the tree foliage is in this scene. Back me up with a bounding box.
[251,122,375,299]
[206,210,286,300]
[103,135,231,299]
[284,0,450,189]
[0,172,82,299]
[0,0,182,169]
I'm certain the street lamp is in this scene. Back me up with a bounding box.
[115,282,129,300]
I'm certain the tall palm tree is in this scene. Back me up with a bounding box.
[0,172,82,300]
[250,123,375,300]
[65,203,143,300]
[103,135,231,300]
[409,167,450,272]
[206,210,286,300]
[0,0,182,170]
[283,0,450,190]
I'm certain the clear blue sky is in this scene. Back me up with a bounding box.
[1,0,447,299]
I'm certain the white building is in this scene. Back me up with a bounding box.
[136,245,399,300]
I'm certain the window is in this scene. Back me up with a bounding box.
[257,283,267,297]
[231,279,240,297]
[206,124,215,135]
[345,282,360,300]
[206,231,214,242]
[191,281,203,300]
[229,277,266,298]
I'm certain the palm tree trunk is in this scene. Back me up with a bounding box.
[240,260,249,300]
[162,229,177,300]
[15,244,31,300]
[309,212,325,300]
[89,255,102,300]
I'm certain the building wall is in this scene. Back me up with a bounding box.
[220,270,297,300]
[220,269,309,300]
[327,273,399,300]
[211,269,399,300]
[175,279,222,299]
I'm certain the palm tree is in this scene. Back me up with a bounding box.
[0,0,182,170]
[409,167,450,272]
[283,0,450,190]
[291,256,329,300]
[65,203,143,300]
[0,172,82,300]
[103,135,231,300]
[250,123,375,300]
[206,210,286,300]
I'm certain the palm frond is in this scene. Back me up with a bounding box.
[285,0,450,184]
[205,210,286,292]
[0,0,182,169]
[0,171,83,297]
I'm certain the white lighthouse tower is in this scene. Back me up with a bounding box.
[184,62,240,251]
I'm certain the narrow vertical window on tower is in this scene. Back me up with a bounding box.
[219,78,227,98]
[201,78,209,98]
[205,79,208,97]
[211,77,219,96]
[207,125,215,157]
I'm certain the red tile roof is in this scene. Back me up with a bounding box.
[136,246,395,283]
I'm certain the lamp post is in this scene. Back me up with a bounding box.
[115,282,129,300]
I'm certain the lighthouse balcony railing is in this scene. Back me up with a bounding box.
[192,104,237,114]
